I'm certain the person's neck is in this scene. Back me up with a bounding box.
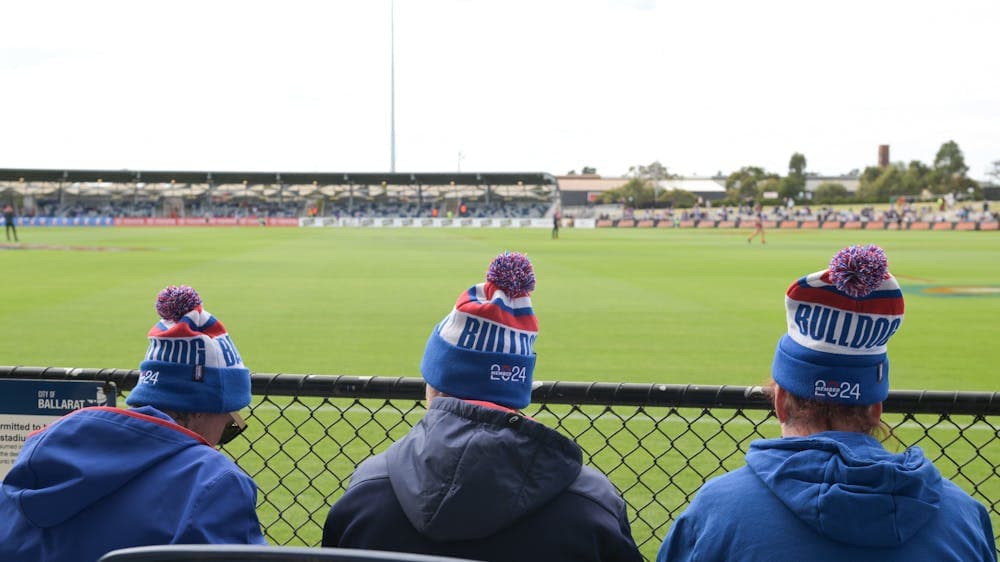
[780,423,864,437]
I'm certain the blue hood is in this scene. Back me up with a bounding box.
[1,406,210,528]
[384,397,583,541]
[746,431,943,547]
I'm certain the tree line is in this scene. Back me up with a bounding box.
[589,140,993,208]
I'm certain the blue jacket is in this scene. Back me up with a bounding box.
[0,406,267,562]
[323,397,642,562]
[658,431,996,562]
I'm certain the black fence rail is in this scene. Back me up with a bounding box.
[3,366,998,561]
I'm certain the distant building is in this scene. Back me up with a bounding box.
[555,175,727,208]
[556,175,630,206]
[805,176,861,195]
[556,173,867,206]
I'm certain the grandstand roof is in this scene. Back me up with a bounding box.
[0,168,559,202]
[0,168,557,188]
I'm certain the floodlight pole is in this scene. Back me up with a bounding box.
[390,0,397,173]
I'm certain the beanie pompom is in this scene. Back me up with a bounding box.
[131,284,251,413]
[486,251,536,298]
[828,245,888,298]
[155,285,203,322]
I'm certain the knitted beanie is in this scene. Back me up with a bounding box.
[772,245,905,405]
[126,285,251,413]
[421,252,539,409]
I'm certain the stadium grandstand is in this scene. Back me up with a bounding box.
[0,168,558,223]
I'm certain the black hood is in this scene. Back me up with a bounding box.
[385,398,583,541]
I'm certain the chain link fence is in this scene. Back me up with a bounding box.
[3,366,998,561]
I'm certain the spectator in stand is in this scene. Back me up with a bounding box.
[657,245,996,562]
[323,252,642,562]
[0,285,267,562]
[3,204,18,242]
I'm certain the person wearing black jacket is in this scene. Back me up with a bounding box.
[323,252,641,562]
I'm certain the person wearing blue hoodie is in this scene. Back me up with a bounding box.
[323,252,642,562]
[657,245,996,562]
[0,285,267,562]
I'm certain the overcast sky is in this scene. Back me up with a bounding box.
[2,0,998,180]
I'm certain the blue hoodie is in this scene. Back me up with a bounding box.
[657,431,996,562]
[323,397,642,562]
[0,406,267,562]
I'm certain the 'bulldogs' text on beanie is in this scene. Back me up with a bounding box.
[421,252,538,409]
[772,245,904,405]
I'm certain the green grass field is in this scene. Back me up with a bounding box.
[2,226,999,559]
[2,226,998,390]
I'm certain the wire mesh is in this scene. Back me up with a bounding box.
[2,367,997,561]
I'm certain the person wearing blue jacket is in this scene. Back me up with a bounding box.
[0,285,267,562]
[657,245,996,562]
[323,252,642,562]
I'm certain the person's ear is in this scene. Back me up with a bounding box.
[867,401,883,427]
[773,385,790,424]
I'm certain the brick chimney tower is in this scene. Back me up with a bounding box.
[878,145,890,168]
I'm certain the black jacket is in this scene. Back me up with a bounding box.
[323,397,641,562]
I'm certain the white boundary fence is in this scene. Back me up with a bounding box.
[299,217,598,229]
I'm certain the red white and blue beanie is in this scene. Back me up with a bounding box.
[126,285,252,413]
[772,245,904,405]
[421,252,539,409]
